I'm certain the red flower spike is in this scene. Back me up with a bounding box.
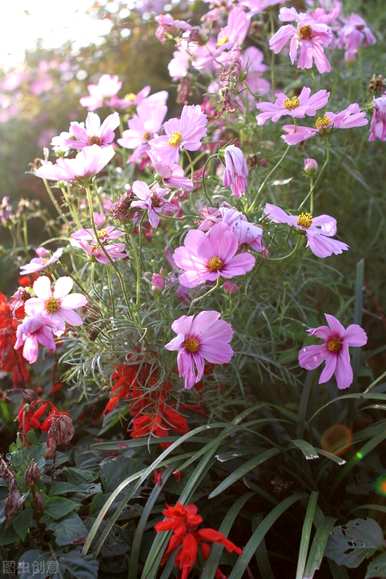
[155,502,243,579]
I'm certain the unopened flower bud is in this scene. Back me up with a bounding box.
[47,414,74,449]
[223,281,239,294]
[304,157,318,175]
[25,461,40,486]
[5,483,24,522]
[151,273,165,292]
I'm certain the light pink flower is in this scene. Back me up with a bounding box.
[241,0,284,14]
[131,181,174,229]
[165,310,234,389]
[34,145,115,182]
[173,222,255,288]
[168,42,191,80]
[70,224,127,264]
[298,314,367,390]
[118,97,167,157]
[338,14,376,62]
[24,276,87,331]
[199,206,266,255]
[80,74,122,111]
[369,94,386,142]
[263,203,349,258]
[155,14,192,43]
[65,112,120,150]
[256,87,329,125]
[216,7,250,50]
[15,316,57,364]
[151,161,193,192]
[306,0,342,25]
[20,247,64,275]
[223,145,249,198]
[149,105,207,166]
[269,7,333,73]
[282,103,368,145]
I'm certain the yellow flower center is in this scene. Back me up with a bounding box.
[297,212,313,228]
[45,297,61,314]
[183,336,200,353]
[125,93,136,101]
[315,115,331,130]
[284,96,300,110]
[327,338,342,353]
[98,228,108,241]
[216,35,229,47]
[168,131,183,147]
[143,131,151,141]
[207,256,224,272]
[299,25,313,40]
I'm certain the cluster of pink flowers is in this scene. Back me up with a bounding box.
[19,0,376,400]
[14,276,87,364]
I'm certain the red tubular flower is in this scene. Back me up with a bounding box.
[0,293,29,385]
[104,363,190,445]
[18,399,68,433]
[155,502,243,578]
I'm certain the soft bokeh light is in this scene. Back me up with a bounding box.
[0,0,113,69]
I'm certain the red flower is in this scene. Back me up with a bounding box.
[18,399,68,433]
[104,364,189,444]
[0,293,29,386]
[155,502,243,578]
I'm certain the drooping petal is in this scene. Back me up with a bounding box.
[298,344,325,370]
[335,346,354,389]
[319,353,337,384]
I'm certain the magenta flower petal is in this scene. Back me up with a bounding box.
[335,347,353,390]
[319,354,337,384]
[298,344,325,370]
[344,324,368,347]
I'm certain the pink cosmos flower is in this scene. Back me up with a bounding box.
[173,222,255,288]
[269,7,333,74]
[241,0,284,14]
[118,97,167,160]
[223,145,249,198]
[20,247,63,275]
[34,145,115,182]
[155,14,192,43]
[131,181,175,229]
[298,314,367,390]
[80,74,122,111]
[256,87,329,125]
[216,7,250,51]
[15,316,57,364]
[64,112,120,150]
[165,310,234,389]
[240,47,270,100]
[70,221,127,264]
[282,103,368,145]
[149,105,207,166]
[24,276,87,331]
[306,0,341,25]
[199,206,266,255]
[263,203,349,258]
[369,95,386,142]
[338,14,376,62]
[168,42,191,80]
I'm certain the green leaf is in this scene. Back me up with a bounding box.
[202,493,254,579]
[59,550,99,579]
[100,456,144,492]
[0,523,18,545]
[304,515,336,578]
[292,439,319,460]
[44,496,80,520]
[228,494,303,579]
[209,448,280,499]
[295,492,318,579]
[326,518,384,568]
[12,507,34,541]
[48,513,88,546]
[18,550,51,579]
[366,552,386,578]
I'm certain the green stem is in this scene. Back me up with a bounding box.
[248,146,290,214]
